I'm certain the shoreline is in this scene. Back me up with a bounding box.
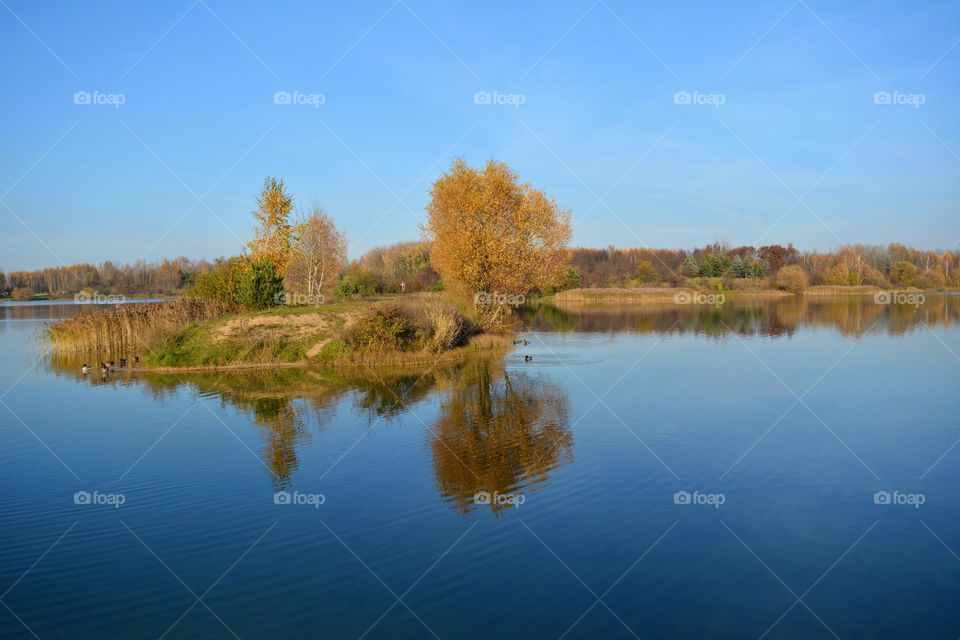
[551,285,949,304]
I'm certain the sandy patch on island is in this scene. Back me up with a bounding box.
[214,313,331,343]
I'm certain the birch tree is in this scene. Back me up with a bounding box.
[286,205,347,301]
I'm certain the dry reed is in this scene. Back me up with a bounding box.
[47,299,231,356]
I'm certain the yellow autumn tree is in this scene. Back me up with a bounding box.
[425,159,571,322]
[247,177,299,275]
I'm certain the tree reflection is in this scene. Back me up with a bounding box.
[521,293,960,339]
[430,358,572,516]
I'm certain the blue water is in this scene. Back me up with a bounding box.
[1,298,958,639]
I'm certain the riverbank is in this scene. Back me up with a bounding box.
[553,287,793,304]
[551,284,947,304]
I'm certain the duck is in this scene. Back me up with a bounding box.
[81,364,92,374]
[119,358,127,368]
[133,356,140,365]
[524,355,533,362]
[99,362,109,375]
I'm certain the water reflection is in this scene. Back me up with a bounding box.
[429,357,573,516]
[134,367,454,488]
[35,295,957,505]
[520,293,960,338]
[44,356,575,503]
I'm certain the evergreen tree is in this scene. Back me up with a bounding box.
[237,259,284,310]
[680,255,700,278]
[731,255,746,278]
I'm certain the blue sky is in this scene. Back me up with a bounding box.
[1,0,958,270]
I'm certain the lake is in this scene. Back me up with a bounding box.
[1,296,958,639]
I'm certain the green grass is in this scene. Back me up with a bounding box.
[146,317,319,367]
[143,294,489,370]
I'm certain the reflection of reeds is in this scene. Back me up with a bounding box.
[46,299,230,356]
[555,287,686,303]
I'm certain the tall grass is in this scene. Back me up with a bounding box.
[47,299,231,356]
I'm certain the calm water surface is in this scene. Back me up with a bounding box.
[1,296,959,639]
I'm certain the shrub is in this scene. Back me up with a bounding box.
[335,268,379,297]
[188,257,247,306]
[861,266,889,288]
[821,263,849,286]
[890,261,919,287]
[345,305,418,352]
[11,287,33,301]
[424,307,473,353]
[917,270,946,290]
[236,259,283,310]
[776,265,808,293]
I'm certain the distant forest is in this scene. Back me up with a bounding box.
[2,241,957,300]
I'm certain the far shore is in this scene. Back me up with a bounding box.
[551,285,950,304]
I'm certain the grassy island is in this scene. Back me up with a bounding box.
[47,294,512,371]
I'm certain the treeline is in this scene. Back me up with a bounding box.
[569,242,959,290]
[6,160,956,304]
[7,240,957,303]
[0,258,210,300]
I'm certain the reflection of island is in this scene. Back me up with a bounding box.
[521,293,960,339]
[429,358,572,516]
[44,360,469,487]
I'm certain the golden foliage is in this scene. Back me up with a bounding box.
[247,177,299,275]
[425,159,572,300]
[430,358,573,516]
[776,265,809,293]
